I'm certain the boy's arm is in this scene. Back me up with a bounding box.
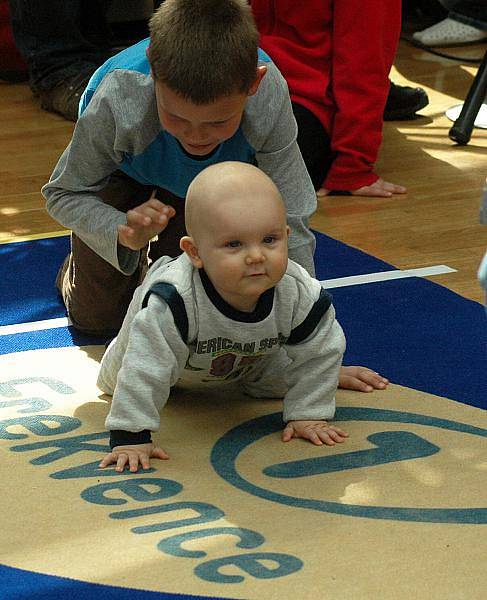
[245,64,317,276]
[42,74,154,274]
[257,130,316,276]
[282,302,346,423]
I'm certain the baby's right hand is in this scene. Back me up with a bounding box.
[99,442,169,472]
[118,190,176,250]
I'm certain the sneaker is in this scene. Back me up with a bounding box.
[412,17,487,47]
[38,69,95,121]
[383,82,429,121]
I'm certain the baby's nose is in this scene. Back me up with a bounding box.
[245,247,265,264]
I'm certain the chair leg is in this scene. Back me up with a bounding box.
[449,50,487,145]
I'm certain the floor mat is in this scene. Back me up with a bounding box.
[0,232,486,599]
[0,346,485,599]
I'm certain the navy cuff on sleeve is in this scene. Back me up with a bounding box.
[110,429,152,449]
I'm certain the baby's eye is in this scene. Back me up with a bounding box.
[225,240,241,248]
[263,235,277,244]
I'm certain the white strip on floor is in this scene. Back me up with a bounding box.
[320,265,456,289]
[0,265,457,336]
[0,317,71,336]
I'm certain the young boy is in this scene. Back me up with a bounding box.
[98,162,349,473]
[41,0,317,337]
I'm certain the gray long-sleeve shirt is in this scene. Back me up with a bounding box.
[98,254,346,442]
[42,40,317,276]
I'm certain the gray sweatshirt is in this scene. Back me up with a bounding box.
[98,254,346,445]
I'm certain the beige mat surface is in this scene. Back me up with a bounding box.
[1,346,486,599]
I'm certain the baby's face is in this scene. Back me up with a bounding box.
[195,194,289,312]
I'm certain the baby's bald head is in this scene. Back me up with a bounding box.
[180,162,290,308]
[185,162,285,241]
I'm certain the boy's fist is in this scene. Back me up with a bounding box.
[118,190,176,250]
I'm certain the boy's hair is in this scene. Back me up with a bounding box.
[148,0,259,104]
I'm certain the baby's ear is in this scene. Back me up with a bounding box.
[180,236,203,268]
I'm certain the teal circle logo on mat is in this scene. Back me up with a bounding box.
[210,407,487,524]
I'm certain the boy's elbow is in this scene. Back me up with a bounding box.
[42,184,68,219]
[41,182,56,212]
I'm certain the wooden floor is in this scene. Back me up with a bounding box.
[0,40,486,302]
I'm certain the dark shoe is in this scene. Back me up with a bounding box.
[38,69,95,121]
[384,81,429,121]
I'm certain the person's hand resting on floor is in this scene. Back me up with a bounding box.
[99,443,169,472]
[339,366,389,392]
[282,420,349,446]
[318,177,406,198]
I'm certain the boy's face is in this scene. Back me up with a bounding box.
[188,194,290,312]
[155,81,248,156]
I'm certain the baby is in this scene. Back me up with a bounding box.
[98,162,364,472]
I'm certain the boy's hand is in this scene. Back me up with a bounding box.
[118,190,176,250]
[339,366,389,393]
[99,442,169,472]
[317,178,406,198]
[282,420,348,446]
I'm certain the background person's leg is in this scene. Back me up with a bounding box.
[8,0,111,119]
[449,1,487,28]
[413,0,487,45]
[292,102,334,192]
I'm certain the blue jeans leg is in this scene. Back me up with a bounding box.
[8,0,110,91]
[449,1,487,28]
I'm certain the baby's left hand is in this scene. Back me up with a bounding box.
[282,420,348,446]
[339,366,389,392]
